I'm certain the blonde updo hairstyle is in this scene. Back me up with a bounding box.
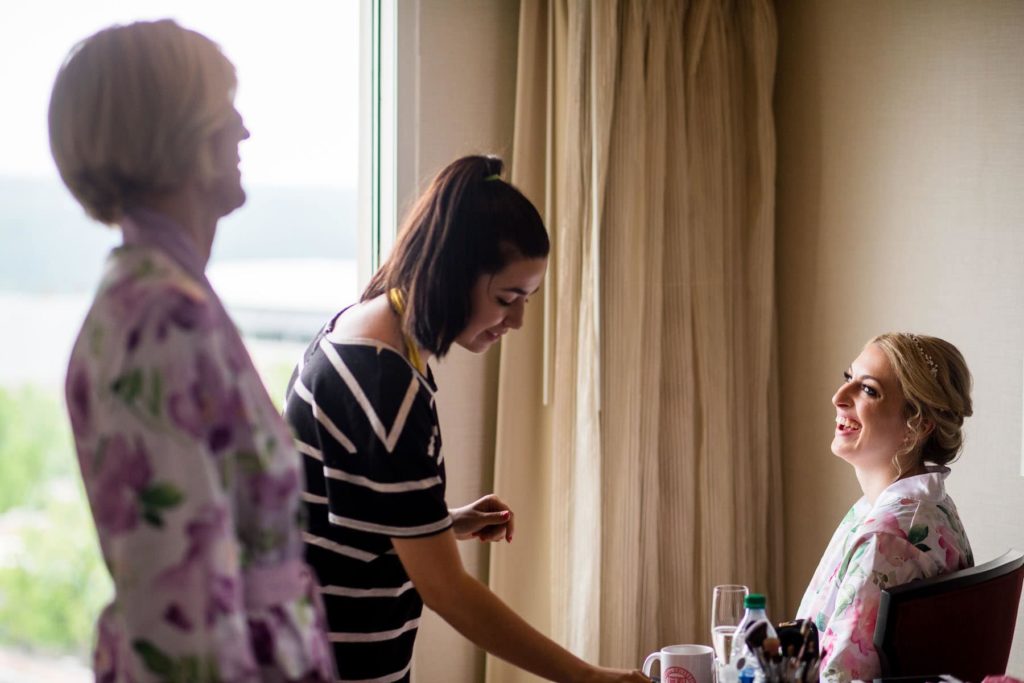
[48,19,237,225]
[870,333,973,471]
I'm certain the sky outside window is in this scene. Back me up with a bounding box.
[1,0,363,384]
[1,1,359,185]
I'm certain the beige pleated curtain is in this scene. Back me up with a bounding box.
[487,1,780,680]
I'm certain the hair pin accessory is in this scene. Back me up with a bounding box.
[484,173,501,182]
[910,334,939,378]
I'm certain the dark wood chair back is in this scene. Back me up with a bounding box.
[873,549,1024,680]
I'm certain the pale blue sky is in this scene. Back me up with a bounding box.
[0,0,361,187]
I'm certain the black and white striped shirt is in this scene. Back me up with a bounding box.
[285,320,451,683]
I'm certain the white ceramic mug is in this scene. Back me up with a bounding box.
[641,644,715,683]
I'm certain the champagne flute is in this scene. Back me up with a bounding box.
[711,584,749,666]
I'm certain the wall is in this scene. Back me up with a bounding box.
[776,0,1024,673]
[394,1,521,681]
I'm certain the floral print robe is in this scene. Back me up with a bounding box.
[796,466,973,682]
[66,209,334,682]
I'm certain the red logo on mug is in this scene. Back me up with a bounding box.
[663,666,696,683]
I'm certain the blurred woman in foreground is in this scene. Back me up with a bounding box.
[53,20,333,681]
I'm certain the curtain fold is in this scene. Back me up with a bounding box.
[488,1,779,680]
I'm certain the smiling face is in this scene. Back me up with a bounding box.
[832,343,914,471]
[454,256,548,353]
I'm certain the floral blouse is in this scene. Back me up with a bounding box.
[796,466,973,682]
[66,209,334,682]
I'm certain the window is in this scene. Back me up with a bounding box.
[0,2,371,677]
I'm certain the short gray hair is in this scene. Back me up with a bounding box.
[48,19,237,224]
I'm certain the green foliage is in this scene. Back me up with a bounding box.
[0,384,112,658]
[258,360,298,412]
[0,480,112,656]
[0,386,75,512]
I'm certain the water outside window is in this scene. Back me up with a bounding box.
[0,3,361,679]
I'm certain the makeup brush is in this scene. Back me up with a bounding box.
[742,621,770,672]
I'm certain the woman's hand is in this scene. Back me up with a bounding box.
[450,494,514,542]
[392,532,650,683]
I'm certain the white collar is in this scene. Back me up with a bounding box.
[875,465,950,506]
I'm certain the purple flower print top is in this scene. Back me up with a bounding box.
[66,209,334,682]
[796,466,973,682]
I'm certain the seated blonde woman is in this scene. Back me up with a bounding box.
[797,333,974,682]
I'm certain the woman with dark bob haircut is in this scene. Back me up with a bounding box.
[53,19,334,683]
[284,155,648,683]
